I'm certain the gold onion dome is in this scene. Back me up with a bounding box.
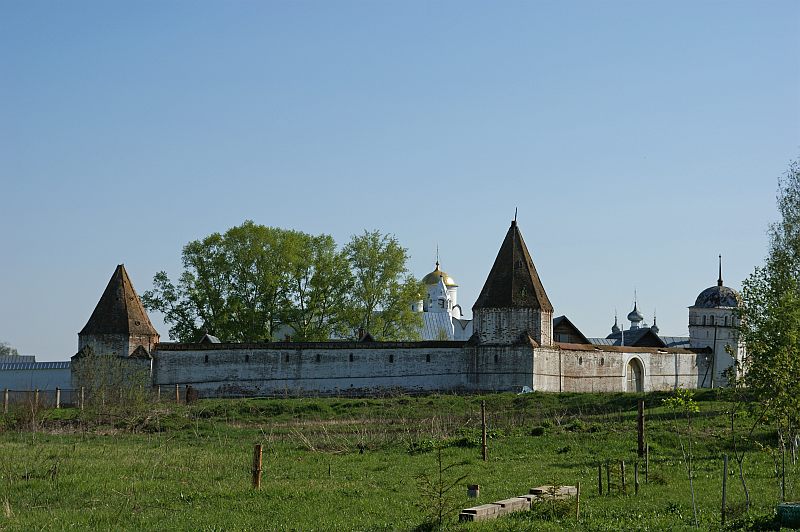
[422,261,458,287]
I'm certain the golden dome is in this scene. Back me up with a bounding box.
[422,262,458,287]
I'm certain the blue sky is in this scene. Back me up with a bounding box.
[1,1,798,360]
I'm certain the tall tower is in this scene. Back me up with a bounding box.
[77,264,160,359]
[472,220,553,346]
[688,256,742,387]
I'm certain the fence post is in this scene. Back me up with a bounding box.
[156,385,161,402]
[606,461,611,495]
[637,399,645,458]
[634,462,640,495]
[3,389,8,414]
[252,444,263,489]
[621,461,626,494]
[722,454,728,526]
[598,464,603,495]
[575,481,581,520]
[34,389,39,408]
[481,400,487,462]
[80,386,85,411]
[55,388,61,409]
[645,443,649,483]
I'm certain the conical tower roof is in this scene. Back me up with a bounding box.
[79,264,158,336]
[473,220,553,311]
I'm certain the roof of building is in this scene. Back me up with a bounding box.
[422,261,458,287]
[553,315,591,344]
[0,361,71,371]
[693,285,741,308]
[473,220,553,311]
[0,355,36,364]
[79,264,159,337]
[693,256,741,308]
[421,312,454,340]
[596,327,667,348]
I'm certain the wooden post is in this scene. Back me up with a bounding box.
[3,389,8,414]
[598,464,603,495]
[722,454,728,526]
[606,461,611,495]
[637,399,645,458]
[481,400,487,462]
[621,460,626,494]
[252,444,263,489]
[55,388,61,409]
[156,385,161,402]
[175,384,180,403]
[80,386,85,411]
[645,443,649,483]
[634,462,640,495]
[575,481,581,520]
[34,389,39,409]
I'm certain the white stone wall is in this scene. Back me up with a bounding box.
[689,307,741,386]
[474,308,552,346]
[533,347,702,393]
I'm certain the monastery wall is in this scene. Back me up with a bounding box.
[533,345,703,393]
[153,341,531,397]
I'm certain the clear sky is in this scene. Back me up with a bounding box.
[1,1,798,360]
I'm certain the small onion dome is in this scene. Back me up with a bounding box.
[611,316,620,334]
[694,285,741,308]
[627,303,644,323]
[422,261,458,287]
[650,318,659,334]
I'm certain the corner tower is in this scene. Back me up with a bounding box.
[77,264,160,358]
[472,220,554,346]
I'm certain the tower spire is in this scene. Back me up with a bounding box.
[718,254,723,287]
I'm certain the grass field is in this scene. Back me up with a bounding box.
[0,390,796,530]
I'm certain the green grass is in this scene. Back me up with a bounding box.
[0,391,796,530]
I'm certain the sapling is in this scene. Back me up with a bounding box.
[663,388,700,529]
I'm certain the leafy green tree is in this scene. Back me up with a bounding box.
[344,230,423,341]
[282,232,353,341]
[739,159,800,449]
[0,341,19,357]
[143,221,297,342]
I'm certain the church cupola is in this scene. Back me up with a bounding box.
[472,219,553,346]
[627,301,644,330]
[611,315,620,334]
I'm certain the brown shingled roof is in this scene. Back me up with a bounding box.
[79,264,158,337]
[473,221,553,311]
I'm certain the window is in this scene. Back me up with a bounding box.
[724,316,728,327]
[389,354,394,363]
[710,315,715,326]
[204,355,209,363]
[600,358,605,366]
[702,315,707,326]
[245,354,250,362]
[426,354,431,363]
[494,354,499,363]
[349,353,353,362]
[285,354,289,362]
[316,354,321,362]
[578,356,583,365]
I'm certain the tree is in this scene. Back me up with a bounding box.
[281,232,353,341]
[143,221,295,342]
[344,230,423,341]
[739,158,800,499]
[0,341,19,357]
[143,222,421,343]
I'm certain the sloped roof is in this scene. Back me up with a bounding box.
[473,221,553,311]
[602,327,667,348]
[79,265,158,337]
[553,315,591,344]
